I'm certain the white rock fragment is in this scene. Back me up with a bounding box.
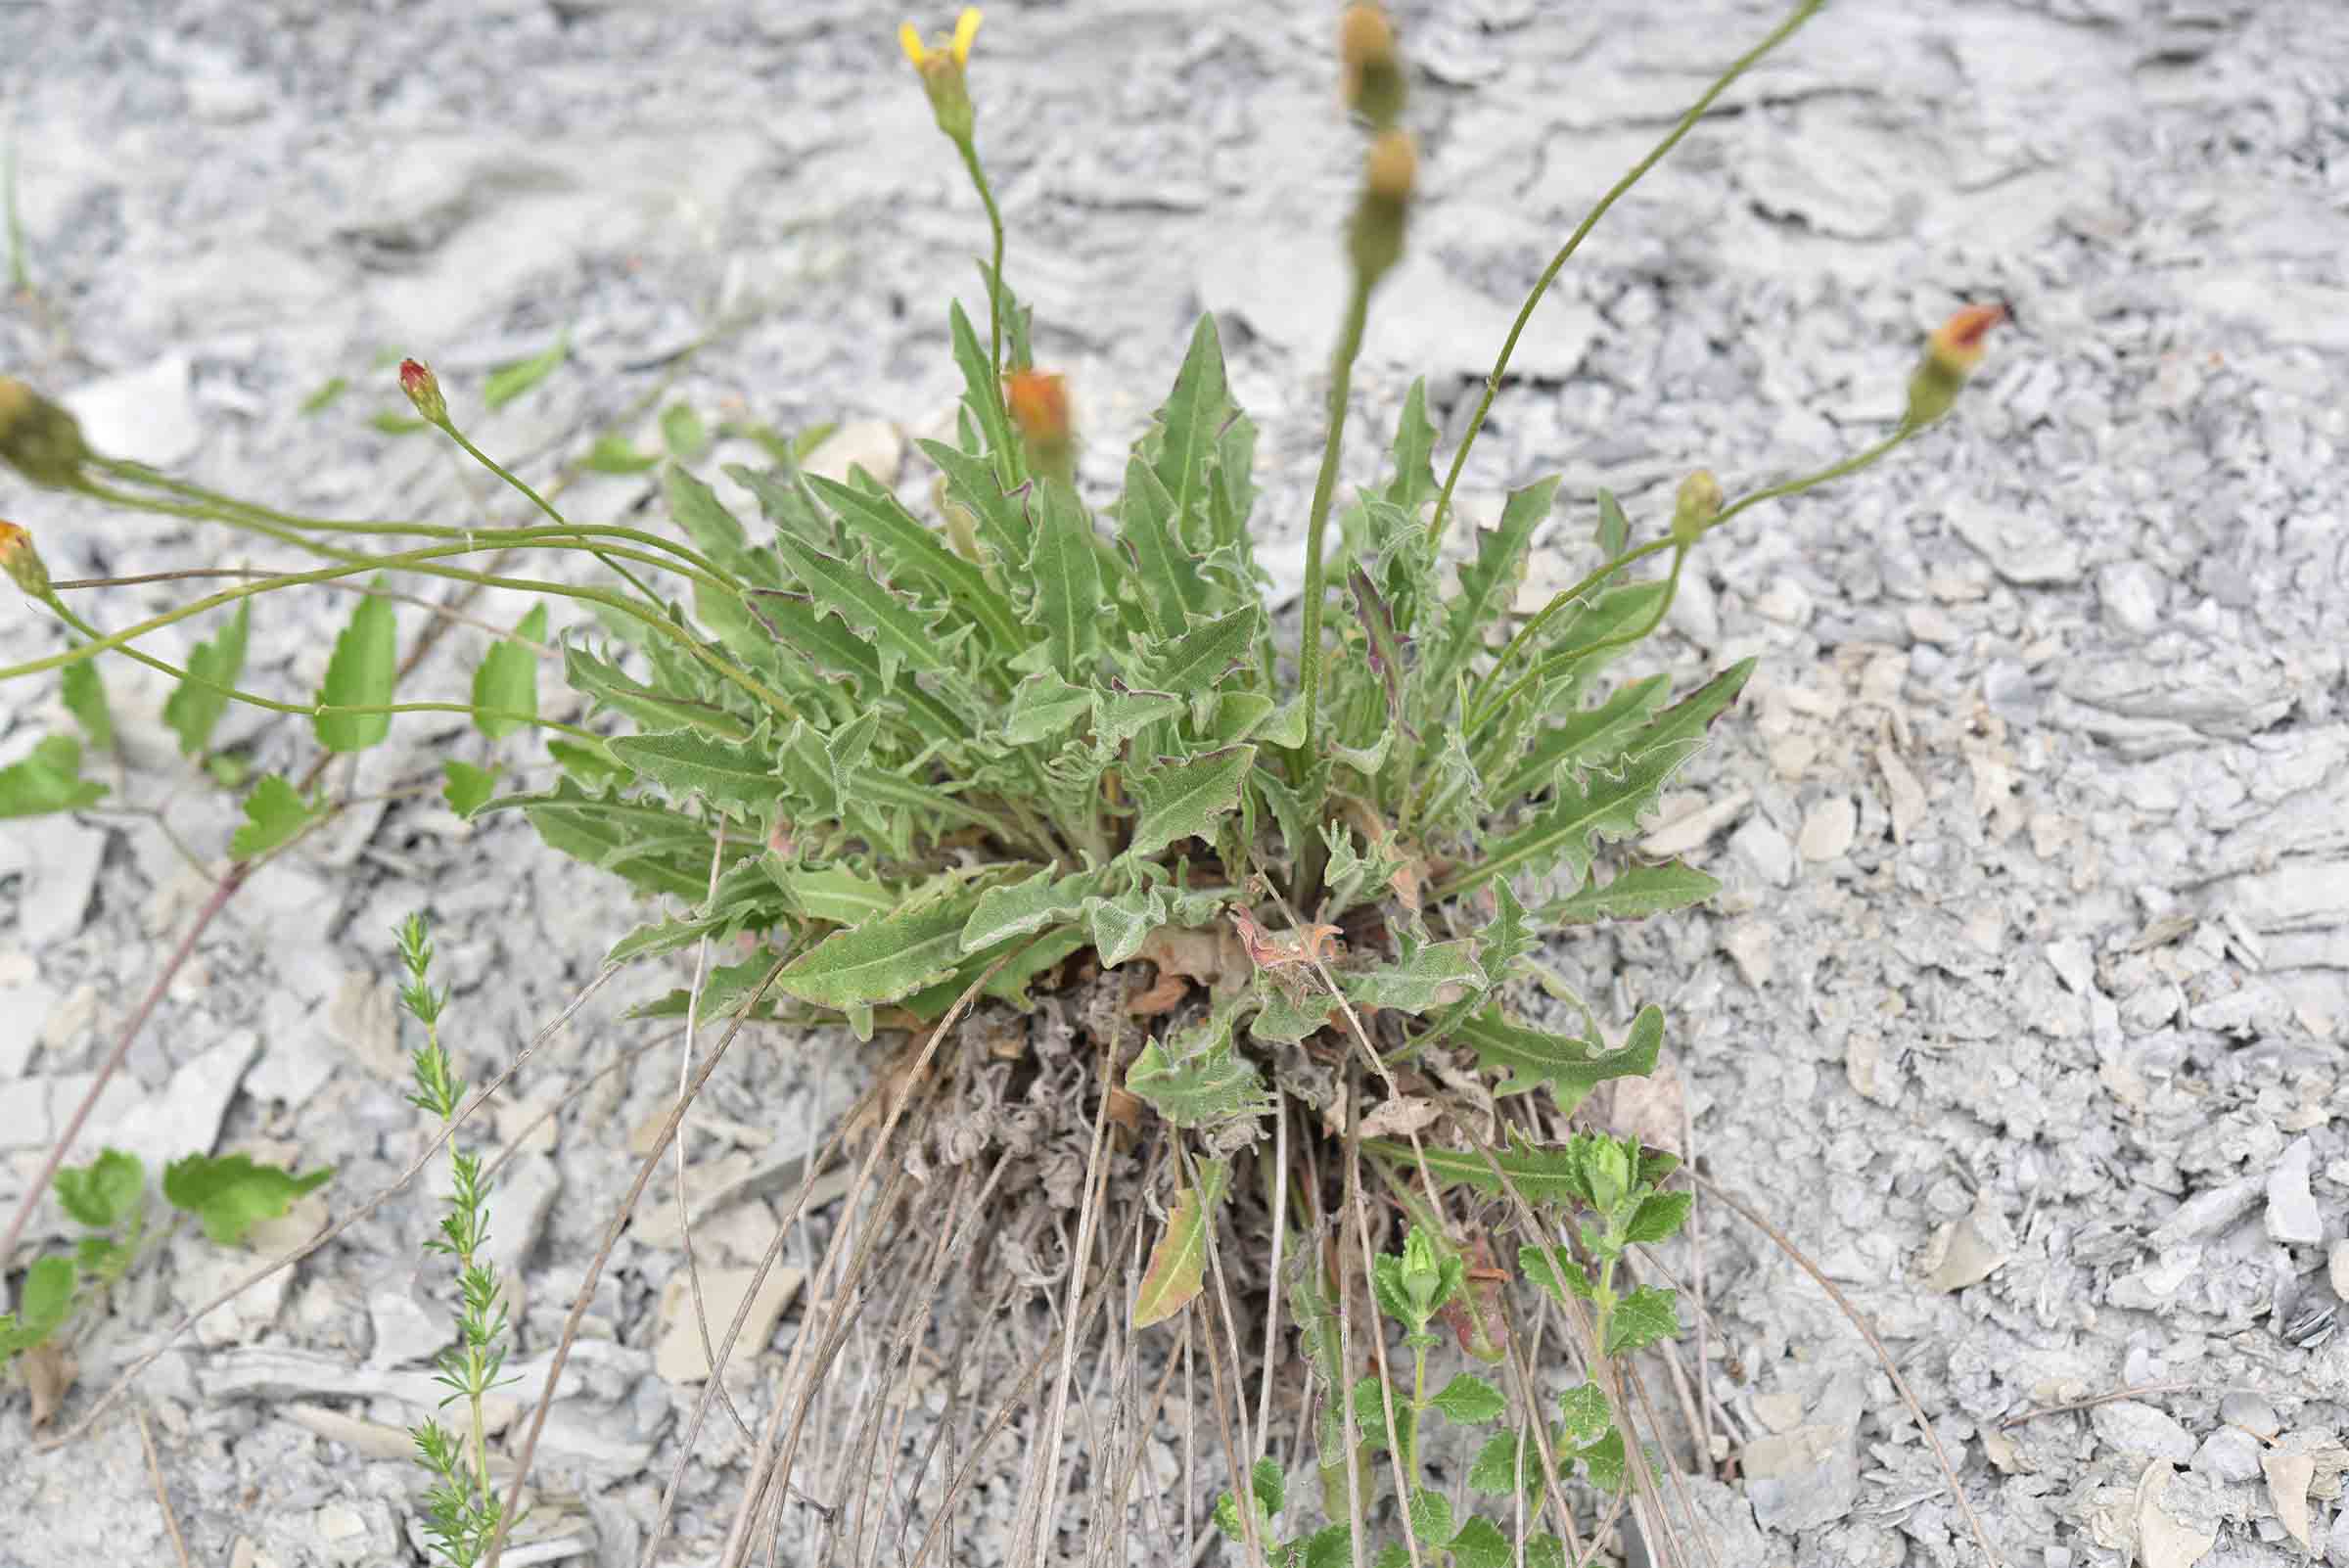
[652,1265,804,1384]
[2098,561,2169,637]
[2092,1400,2196,1463]
[1875,745,1928,844]
[1797,796,1857,863]
[1741,1423,1859,1533]
[801,418,905,487]
[2330,1239,2349,1305]
[63,354,206,467]
[2263,1448,2317,1551]
[5,819,105,947]
[2133,1461,2217,1568]
[91,1031,260,1168]
[1639,787,1752,858]
[2266,1137,2322,1246]
[1946,496,2084,585]
[1729,814,1795,888]
[2189,1427,2262,1484]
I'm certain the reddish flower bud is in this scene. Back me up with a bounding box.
[0,519,51,600]
[1904,303,2009,430]
[398,357,448,426]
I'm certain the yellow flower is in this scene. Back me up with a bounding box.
[899,8,982,70]
[900,10,983,140]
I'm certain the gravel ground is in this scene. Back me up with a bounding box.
[4,1,2347,1565]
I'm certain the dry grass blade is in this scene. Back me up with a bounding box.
[1692,1171,2004,1567]
[135,1405,194,1568]
[481,956,787,1568]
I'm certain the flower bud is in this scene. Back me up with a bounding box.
[1903,302,2008,430]
[1670,468,1722,547]
[398,358,448,426]
[0,377,94,489]
[1348,130,1416,291]
[0,520,52,600]
[1003,369,1074,484]
[1340,4,1405,130]
[900,8,983,143]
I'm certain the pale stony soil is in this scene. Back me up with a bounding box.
[3,1,2347,1565]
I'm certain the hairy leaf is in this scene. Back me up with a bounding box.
[1126,602,1260,700]
[1118,455,1209,631]
[314,592,396,753]
[1466,1429,1547,1505]
[1084,882,1163,968]
[918,437,1031,570]
[1624,1189,1693,1245]
[765,862,900,926]
[1343,940,1484,1014]
[1127,1014,1270,1130]
[472,603,546,741]
[611,728,779,815]
[564,643,754,741]
[1132,1157,1230,1327]
[1126,744,1254,860]
[1451,742,1694,899]
[1002,669,1093,745]
[1425,476,1558,700]
[1249,982,1336,1044]
[1518,1245,1595,1307]
[773,874,1003,1009]
[1494,673,1669,805]
[773,530,956,681]
[1382,379,1440,516]
[162,599,250,757]
[947,301,1016,477]
[1542,860,1721,923]
[1557,1382,1613,1446]
[962,862,1100,951]
[1458,1004,1663,1101]
[1430,1372,1506,1426]
[1446,1516,1512,1568]
[1093,682,1184,748]
[807,471,1024,654]
[1150,314,1235,549]
[1604,1285,1681,1356]
[1024,482,1104,679]
[1366,1129,1622,1207]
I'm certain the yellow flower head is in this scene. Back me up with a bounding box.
[899,8,982,71]
[899,9,983,140]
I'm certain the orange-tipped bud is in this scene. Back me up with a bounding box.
[398,358,448,426]
[1004,370,1074,484]
[1671,469,1723,547]
[0,520,51,600]
[1904,303,2009,429]
[1340,4,1405,128]
[900,9,983,141]
[1350,130,1417,289]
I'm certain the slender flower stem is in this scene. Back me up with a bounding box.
[955,134,1008,388]
[437,424,667,609]
[44,597,601,743]
[1428,0,1823,546]
[89,461,730,586]
[4,541,796,722]
[1298,275,1376,764]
